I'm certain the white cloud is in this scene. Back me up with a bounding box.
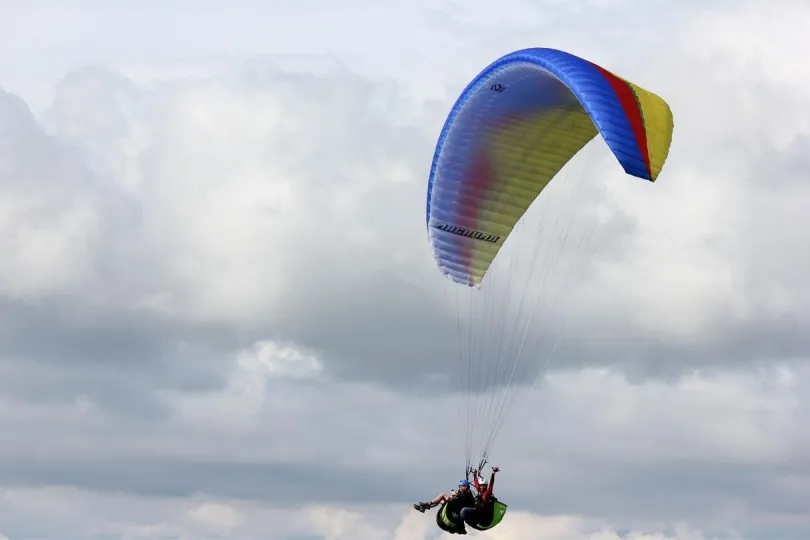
[551,1,810,344]
[523,365,804,464]
[187,502,245,534]
[169,340,322,433]
[239,340,323,379]
[0,91,102,298]
[0,487,752,540]
[28,64,435,332]
[5,0,806,344]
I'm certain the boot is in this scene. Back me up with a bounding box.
[413,502,429,513]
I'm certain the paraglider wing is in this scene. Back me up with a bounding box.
[426,47,674,288]
[419,48,675,526]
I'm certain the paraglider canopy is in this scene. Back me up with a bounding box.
[424,46,674,527]
[426,47,673,288]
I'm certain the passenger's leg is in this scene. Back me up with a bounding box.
[460,507,477,526]
[414,493,448,512]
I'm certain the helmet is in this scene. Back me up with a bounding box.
[458,480,470,487]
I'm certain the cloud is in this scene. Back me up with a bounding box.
[0,87,103,298]
[1,350,808,534]
[0,486,758,540]
[0,0,809,539]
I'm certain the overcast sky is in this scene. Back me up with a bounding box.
[1,1,809,539]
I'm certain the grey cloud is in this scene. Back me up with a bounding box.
[0,457,400,504]
[0,426,807,536]
[0,1,809,538]
[0,296,237,401]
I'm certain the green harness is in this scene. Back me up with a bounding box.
[439,503,456,527]
[468,500,508,531]
[437,499,508,532]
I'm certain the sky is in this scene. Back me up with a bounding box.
[0,0,809,539]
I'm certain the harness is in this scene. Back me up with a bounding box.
[440,503,456,527]
[436,501,466,534]
[435,492,508,533]
[467,498,508,531]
